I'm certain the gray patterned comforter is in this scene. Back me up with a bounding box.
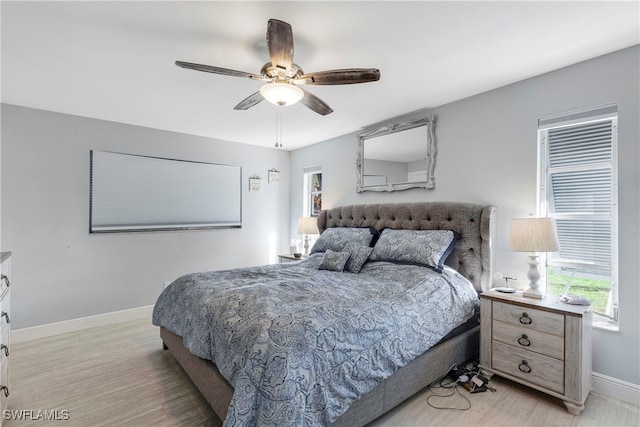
[152,253,479,426]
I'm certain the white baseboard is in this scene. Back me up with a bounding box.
[9,306,640,408]
[592,372,640,407]
[10,305,154,344]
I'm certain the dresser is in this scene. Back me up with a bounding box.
[0,252,10,424]
[479,289,592,415]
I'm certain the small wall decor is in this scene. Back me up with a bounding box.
[268,169,280,184]
[249,176,262,192]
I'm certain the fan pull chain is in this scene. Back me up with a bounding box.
[275,113,283,148]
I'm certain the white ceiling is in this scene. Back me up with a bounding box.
[2,1,638,151]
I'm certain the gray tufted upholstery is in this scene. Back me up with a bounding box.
[317,202,496,292]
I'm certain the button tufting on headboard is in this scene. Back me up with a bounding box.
[317,202,496,292]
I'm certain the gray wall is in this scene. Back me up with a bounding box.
[1,105,290,329]
[290,46,640,384]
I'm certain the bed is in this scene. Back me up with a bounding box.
[153,202,495,426]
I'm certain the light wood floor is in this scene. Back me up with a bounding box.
[5,318,638,427]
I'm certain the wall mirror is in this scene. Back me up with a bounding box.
[356,114,437,192]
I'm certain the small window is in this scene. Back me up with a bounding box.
[538,105,618,328]
[303,166,322,217]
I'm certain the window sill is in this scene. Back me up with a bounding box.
[593,313,619,332]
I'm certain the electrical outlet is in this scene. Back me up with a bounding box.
[164,281,172,288]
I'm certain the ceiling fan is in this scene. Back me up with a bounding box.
[176,19,380,116]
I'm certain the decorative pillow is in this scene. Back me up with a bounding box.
[343,244,373,273]
[318,250,351,272]
[310,227,379,254]
[369,229,458,271]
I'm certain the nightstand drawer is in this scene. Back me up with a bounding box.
[493,301,564,336]
[492,341,564,394]
[493,320,564,359]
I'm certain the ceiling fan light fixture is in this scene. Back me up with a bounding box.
[260,82,304,106]
[176,19,379,115]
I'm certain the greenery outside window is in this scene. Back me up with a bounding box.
[538,105,618,329]
[303,167,322,217]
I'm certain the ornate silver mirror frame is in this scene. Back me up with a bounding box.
[356,114,437,192]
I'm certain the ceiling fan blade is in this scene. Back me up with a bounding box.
[295,68,380,85]
[234,91,264,110]
[266,19,294,73]
[176,61,265,80]
[300,89,333,116]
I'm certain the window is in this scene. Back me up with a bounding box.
[538,105,618,328]
[303,166,322,217]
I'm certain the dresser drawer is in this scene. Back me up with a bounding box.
[0,308,6,385]
[493,301,564,336]
[0,290,9,370]
[492,341,564,394]
[493,320,564,359]
[0,261,8,300]
[0,291,8,332]
[0,352,7,395]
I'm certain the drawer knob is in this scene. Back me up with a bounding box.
[1,312,9,324]
[0,385,8,398]
[518,334,531,347]
[0,344,8,357]
[0,275,9,288]
[519,312,532,325]
[519,360,532,374]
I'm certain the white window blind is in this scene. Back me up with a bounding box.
[545,119,615,273]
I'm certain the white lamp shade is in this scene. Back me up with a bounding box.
[297,216,318,235]
[260,82,304,106]
[509,217,560,252]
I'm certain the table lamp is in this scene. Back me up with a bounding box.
[297,216,319,256]
[508,217,560,299]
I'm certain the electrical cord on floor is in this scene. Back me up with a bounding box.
[425,364,472,411]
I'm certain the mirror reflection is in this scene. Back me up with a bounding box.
[356,115,437,192]
[363,126,428,186]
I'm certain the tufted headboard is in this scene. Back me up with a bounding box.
[317,202,496,292]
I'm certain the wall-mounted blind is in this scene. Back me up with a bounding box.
[90,151,242,233]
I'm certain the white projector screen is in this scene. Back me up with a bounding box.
[90,151,242,233]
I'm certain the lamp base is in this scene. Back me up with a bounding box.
[522,253,545,299]
[303,235,310,257]
[523,287,544,299]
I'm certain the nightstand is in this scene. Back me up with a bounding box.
[479,289,592,415]
[278,254,304,263]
